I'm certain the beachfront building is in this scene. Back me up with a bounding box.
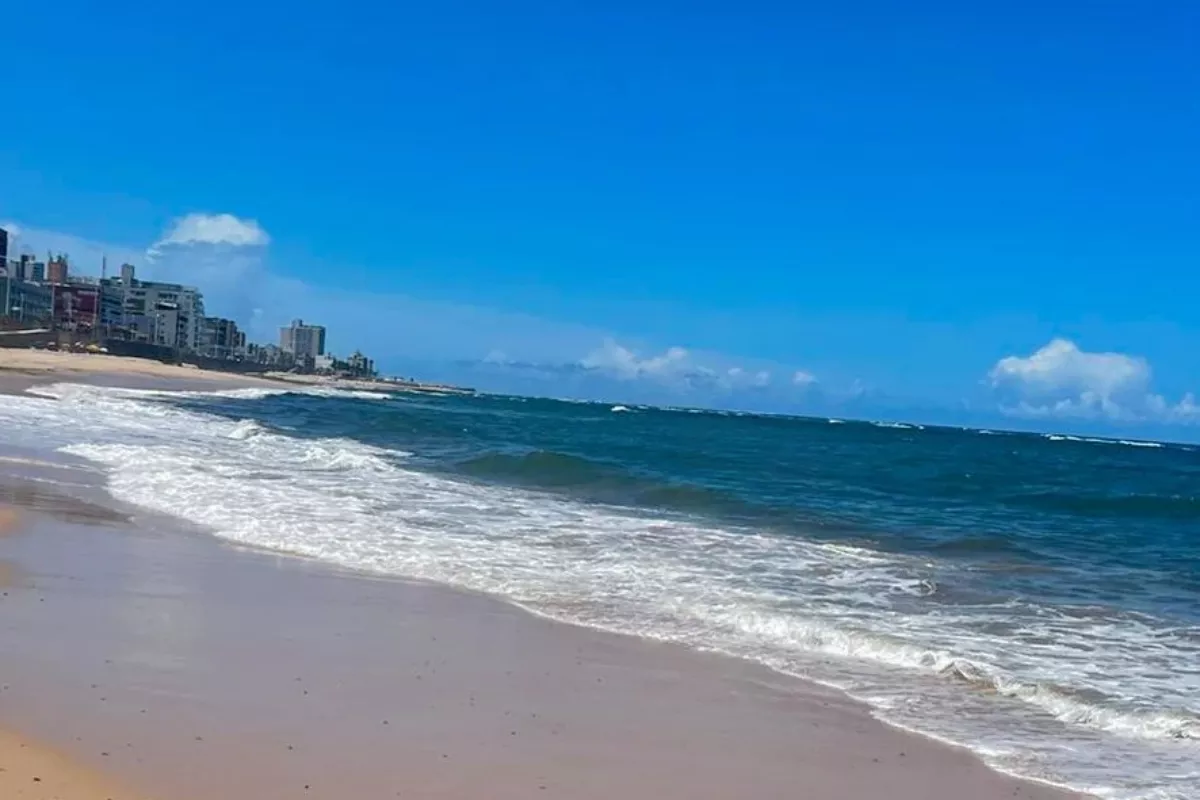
[315,350,377,378]
[346,350,375,377]
[280,319,326,360]
[52,279,108,330]
[3,280,52,324]
[246,342,291,367]
[101,264,206,350]
[199,316,247,359]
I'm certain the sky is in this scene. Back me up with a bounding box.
[2,1,1198,437]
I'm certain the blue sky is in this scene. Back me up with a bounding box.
[2,1,1198,435]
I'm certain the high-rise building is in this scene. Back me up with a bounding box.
[101,264,205,349]
[14,254,36,282]
[0,228,9,265]
[280,319,327,361]
[47,255,69,284]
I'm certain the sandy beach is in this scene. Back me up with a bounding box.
[0,727,147,800]
[0,349,276,393]
[0,358,1088,800]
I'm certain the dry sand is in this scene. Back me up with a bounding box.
[0,368,1089,800]
[0,349,274,395]
[0,727,147,800]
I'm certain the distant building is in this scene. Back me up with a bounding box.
[246,342,289,366]
[52,281,105,330]
[101,263,205,350]
[10,254,37,283]
[0,228,8,265]
[200,317,246,359]
[5,281,52,323]
[29,260,45,283]
[280,319,326,361]
[346,350,375,377]
[46,256,69,284]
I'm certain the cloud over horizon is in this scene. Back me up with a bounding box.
[988,339,1200,424]
[577,339,815,394]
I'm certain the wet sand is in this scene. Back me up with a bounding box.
[0,447,1089,800]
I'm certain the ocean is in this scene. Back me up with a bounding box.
[2,382,1197,799]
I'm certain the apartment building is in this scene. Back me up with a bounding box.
[102,264,205,350]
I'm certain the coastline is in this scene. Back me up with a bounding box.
[0,359,1088,799]
[0,346,472,396]
[0,349,279,393]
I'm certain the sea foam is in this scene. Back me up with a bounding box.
[1,382,1196,799]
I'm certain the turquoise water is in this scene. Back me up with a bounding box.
[3,383,1197,798]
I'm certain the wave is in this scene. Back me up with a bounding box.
[458,450,618,488]
[455,450,752,517]
[1043,433,1169,450]
[924,535,1040,559]
[26,382,389,404]
[1,382,1197,798]
[872,421,924,430]
[935,659,1200,741]
[1009,490,1200,521]
[226,419,270,440]
[293,386,394,401]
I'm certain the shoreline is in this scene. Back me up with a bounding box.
[0,364,1089,799]
[0,345,474,396]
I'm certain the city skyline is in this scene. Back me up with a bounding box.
[0,234,377,375]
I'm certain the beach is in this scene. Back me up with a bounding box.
[0,349,279,390]
[0,352,1102,798]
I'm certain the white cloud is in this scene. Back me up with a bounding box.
[483,349,512,365]
[576,341,819,397]
[721,367,772,388]
[792,370,817,387]
[988,339,1198,424]
[989,338,1149,399]
[148,213,270,257]
[580,339,692,380]
[1,222,22,239]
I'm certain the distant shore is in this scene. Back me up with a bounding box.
[0,348,473,397]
